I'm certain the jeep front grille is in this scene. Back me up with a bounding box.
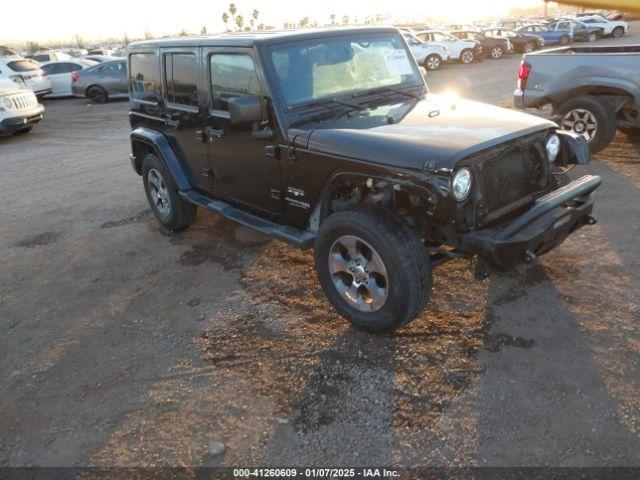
[481,149,542,214]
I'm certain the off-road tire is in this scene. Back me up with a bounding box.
[314,207,432,333]
[87,85,108,104]
[142,154,196,231]
[424,54,441,71]
[557,95,617,154]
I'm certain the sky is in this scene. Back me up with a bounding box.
[2,0,548,44]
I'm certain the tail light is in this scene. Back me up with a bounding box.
[71,72,79,82]
[517,60,531,91]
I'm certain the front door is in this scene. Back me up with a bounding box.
[203,48,282,215]
[99,60,128,95]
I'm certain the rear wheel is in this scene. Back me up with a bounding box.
[142,154,196,231]
[559,35,570,45]
[460,49,474,64]
[557,96,617,154]
[314,208,431,333]
[424,54,441,71]
[87,85,108,104]
[587,32,597,42]
[490,46,503,59]
[612,26,624,38]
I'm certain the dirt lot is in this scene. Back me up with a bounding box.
[1,27,640,471]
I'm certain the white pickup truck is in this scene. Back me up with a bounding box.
[0,79,44,135]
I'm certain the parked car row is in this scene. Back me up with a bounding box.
[402,13,629,71]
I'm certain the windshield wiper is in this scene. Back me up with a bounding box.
[288,97,364,111]
[287,97,370,128]
[353,84,424,101]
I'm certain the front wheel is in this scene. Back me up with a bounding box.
[142,154,197,230]
[557,96,617,154]
[559,35,570,45]
[490,46,503,59]
[612,26,624,38]
[424,54,441,71]
[523,42,535,53]
[587,33,597,42]
[460,49,474,64]
[314,208,432,333]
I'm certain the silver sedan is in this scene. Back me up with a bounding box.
[71,59,128,104]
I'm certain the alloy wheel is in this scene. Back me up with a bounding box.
[491,47,502,58]
[426,56,440,70]
[561,108,598,143]
[461,51,474,64]
[328,235,388,312]
[147,168,172,217]
[524,42,534,53]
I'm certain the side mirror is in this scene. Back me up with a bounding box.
[419,66,428,81]
[227,96,262,126]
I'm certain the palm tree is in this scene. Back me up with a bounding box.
[229,3,237,29]
[222,12,229,31]
[299,16,309,28]
[342,15,349,26]
[235,14,244,31]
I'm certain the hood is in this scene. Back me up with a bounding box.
[0,78,26,95]
[299,95,555,171]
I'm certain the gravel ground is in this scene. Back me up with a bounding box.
[1,25,639,471]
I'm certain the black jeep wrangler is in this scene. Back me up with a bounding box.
[126,27,601,333]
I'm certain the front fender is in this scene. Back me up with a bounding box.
[130,127,192,190]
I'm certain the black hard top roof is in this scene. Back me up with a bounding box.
[127,26,399,50]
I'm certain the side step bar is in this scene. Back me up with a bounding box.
[179,190,316,250]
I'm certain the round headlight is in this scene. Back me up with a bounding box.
[546,134,561,163]
[1,97,13,110]
[452,168,472,201]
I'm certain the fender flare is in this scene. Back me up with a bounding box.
[130,127,192,191]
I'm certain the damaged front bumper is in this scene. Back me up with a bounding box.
[462,175,602,270]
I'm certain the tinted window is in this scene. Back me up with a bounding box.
[7,59,39,72]
[100,61,125,74]
[210,54,261,111]
[130,53,160,102]
[58,62,82,73]
[164,53,198,107]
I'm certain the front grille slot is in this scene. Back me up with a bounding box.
[481,149,541,213]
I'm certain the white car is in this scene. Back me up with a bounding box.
[0,79,44,135]
[0,58,52,97]
[414,30,480,64]
[40,60,97,97]
[401,32,450,70]
[577,14,629,37]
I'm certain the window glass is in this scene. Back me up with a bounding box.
[42,63,58,74]
[210,54,261,111]
[164,53,198,107]
[268,33,421,107]
[130,53,160,102]
[101,61,125,74]
[9,59,39,72]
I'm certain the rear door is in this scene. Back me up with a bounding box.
[159,48,211,193]
[99,61,128,95]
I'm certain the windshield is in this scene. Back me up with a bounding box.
[8,59,40,72]
[267,32,422,108]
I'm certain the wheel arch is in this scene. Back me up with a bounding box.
[551,85,637,113]
[309,170,443,233]
[130,127,192,190]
